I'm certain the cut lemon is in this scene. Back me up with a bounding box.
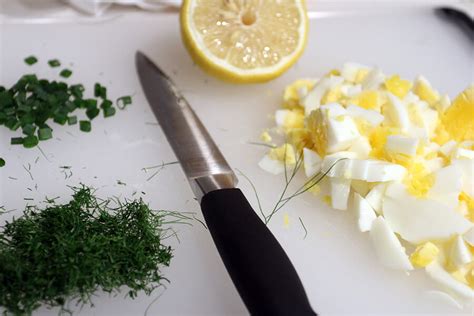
[180,0,308,83]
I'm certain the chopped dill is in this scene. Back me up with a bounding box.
[238,150,346,226]
[142,161,179,182]
[0,186,187,315]
[22,163,33,181]
[247,141,277,149]
[298,217,308,240]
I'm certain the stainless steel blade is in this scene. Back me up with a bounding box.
[136,51,237,200]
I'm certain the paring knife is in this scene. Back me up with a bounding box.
[135,51,316,316]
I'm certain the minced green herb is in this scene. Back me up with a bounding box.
[0,158,5,167]
[0,186,185,315]
[24,56,37,65]
[0,59,133,149]
[48,59,61,68]
[59,69,72,78]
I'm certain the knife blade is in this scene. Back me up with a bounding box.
[136,51,316,316]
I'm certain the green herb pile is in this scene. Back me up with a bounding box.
[0,186,183,315]
[0,57,132,149]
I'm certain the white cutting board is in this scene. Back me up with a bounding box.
[0,3,473,315]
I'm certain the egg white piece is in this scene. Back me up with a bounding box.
[258,155,284,175]
[385,93,411,132]
[297,86,309,99]
[439,140,457,158]
[425,158,444,173]
[420,108,438,137]
[361,68,385,90]
[365,183,388,214]
[451,159,474,197]
[463,227,474,246]
[341,62,370,82]
[346,104,384,126]
[326,116,360,153]
[450,235,472,268]
[423,290,462,309]
[425,262,474,300]
[435,94,451,113]
[330,177,351,210]
[303,148,322,177]
[383,183,473,244]
[351,192,377,232]
[321,158,406,182]
[320,103,347,118]
[369,216,413,270]
[275,109,290,127]
[452,148,474,160]
[404,91,420,104]
[340,84,362,97]
[303,76,344,115]
[385,135,419,156]
[429,165,463,209]
[348,137,372,159]
[364,161,407,182]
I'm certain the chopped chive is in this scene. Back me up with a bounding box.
[53,114,68,125]
[48,59,61,67]
[100,99,112,109]
[11,137,24,145]
[79,120,91,132]
[60,69,72,78]
[23,135,39,148]
[24,56,38,65]
[38,127,53,141]
[103,106,116,118]
[86,107,100,120]
[85,99,97,109]
[67,116,77,125]
[22,124,37,136]
[0,158,5,167]
[94,83,107,99]
[117,96,132,109]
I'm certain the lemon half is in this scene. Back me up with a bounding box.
[180,0,308,83]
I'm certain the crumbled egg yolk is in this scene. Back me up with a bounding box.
[268,143,297,165]
[283,213,290,228]
[351,90,383,110]
[306,110,327,156]
[459,192,474,222]
[410,242,440,267]
[321,87,343,105]
[283,79,315,108]
[413,78,440,106]
[354,68,370,84]
[434,86,474,144]
[260,64,474,294]
[260,131,272,143]
[384,75,413,98]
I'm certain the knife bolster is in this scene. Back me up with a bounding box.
[190,173,237,201]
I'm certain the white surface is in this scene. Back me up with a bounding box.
[1,3,473,316]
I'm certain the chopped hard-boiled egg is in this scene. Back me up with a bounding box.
[450,235,472,268]
[410,242,440,268]
[385,135,419,156]
[351,192,377,232]
[303,147,322,177]
[259,64,474,303]
[370,216,413,271]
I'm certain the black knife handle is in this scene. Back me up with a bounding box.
[201,188,317,316]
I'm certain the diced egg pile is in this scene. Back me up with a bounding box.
[259,63,474,303]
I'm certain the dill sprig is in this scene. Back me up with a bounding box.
[0,186,188,315]
[240,145,346,225]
